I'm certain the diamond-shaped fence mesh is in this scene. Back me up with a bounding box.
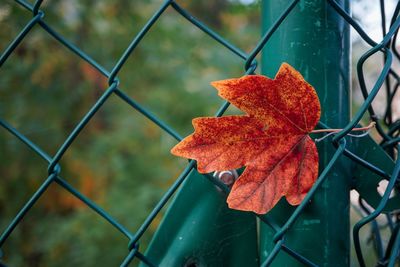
[1,0,400,266]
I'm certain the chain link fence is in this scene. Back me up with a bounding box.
[1,0,400,266]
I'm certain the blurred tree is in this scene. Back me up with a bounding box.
[0,1,259,266]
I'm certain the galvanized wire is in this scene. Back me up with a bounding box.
[0,0,400,266]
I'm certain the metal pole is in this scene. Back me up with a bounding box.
[260,1,351,266]
[141,170,258,267]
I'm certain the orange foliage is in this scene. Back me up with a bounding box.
[171,63,320,214]
[42,157,104,212]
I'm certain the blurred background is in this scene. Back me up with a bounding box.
[0,0,398,266]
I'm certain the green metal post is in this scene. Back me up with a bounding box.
[260,1,351,266]
[142,170,258,267]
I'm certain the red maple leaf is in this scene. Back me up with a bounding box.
[171,63,321,214]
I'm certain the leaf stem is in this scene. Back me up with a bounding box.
[311,121,376,134]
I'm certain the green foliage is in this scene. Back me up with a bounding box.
[0,1,260,266]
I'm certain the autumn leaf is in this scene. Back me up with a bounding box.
[171,63,321,214]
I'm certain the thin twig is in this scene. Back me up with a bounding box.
[311,121,376,134]
[314,122,376,142]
